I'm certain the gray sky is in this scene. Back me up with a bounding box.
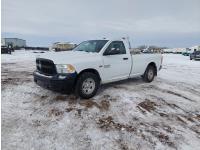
[2,0,200,47]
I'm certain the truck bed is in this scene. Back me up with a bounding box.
[129,52,162,77]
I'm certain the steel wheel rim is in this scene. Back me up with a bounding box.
[148,69,154,80]
[82,78,95,95]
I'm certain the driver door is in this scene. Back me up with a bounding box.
[102,41,131,83]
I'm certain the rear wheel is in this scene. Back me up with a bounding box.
[75,72,100,99]
[143,65,156,82]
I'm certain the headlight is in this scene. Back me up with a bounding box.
[56,64,76,73]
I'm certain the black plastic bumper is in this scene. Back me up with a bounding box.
[33,71,77,93]
[194,56,200,60]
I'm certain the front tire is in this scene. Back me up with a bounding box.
[75,72,100,99]
[143,65,156,82]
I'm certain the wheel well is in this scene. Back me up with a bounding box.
[76,68,101,82]
[147,62,157,75]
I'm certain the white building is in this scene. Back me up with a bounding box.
[173,48,186,53]
[190,45,200,52]
[163,48,186,53]
[50,42,76,51]
[163,48,174,53]
[1,38,26,47]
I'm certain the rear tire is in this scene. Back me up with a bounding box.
[75,72,100,99]
[143,65,156,82]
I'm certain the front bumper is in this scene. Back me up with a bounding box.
[194,56,200,60]
[33,71,77,93]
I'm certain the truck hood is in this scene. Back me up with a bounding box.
[38,51,100,64]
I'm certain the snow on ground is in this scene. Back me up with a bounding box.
[1,51,200,150]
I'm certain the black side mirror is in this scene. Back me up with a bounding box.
[104,48,120,55]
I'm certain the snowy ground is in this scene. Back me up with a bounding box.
[1,51,200,150]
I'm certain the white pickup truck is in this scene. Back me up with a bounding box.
[34,39,163,98]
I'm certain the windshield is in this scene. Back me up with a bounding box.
[73,40,108,53]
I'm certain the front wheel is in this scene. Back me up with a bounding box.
[143,65,156,82]
[75,72,100,99]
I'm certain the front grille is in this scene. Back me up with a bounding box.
[36,58,57,75]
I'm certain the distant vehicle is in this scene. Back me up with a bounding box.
[190,50,200,60]
[182,48,192,56]
[1,46,12,54]
[182,52,189,56]
[34,39,163,98]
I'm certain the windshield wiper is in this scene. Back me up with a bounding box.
[77,49,90,52]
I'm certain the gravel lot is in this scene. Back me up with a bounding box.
[1,51,200,150]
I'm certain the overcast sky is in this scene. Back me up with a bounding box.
[2,0,200,47]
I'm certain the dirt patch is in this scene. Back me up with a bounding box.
[68,99,77,105]
[152,123,174,134]
[193,114,200,121]
[183,115,195,122]
[190,125,200,135]
[137,99,157,112]
[79,99,110,111]
[1,69,33,86]
[99,100,110,111]
[79,100,99,108]
[41,95,48,99]
[97,116,135,132]
[55,95,68,101]
[148,130,175,148]
[176,116,187,124]
[113,85,129,91]
[65,107,75,112]
[49,108,64,117]
[66,95,77,105]
[2,77,31,85]
[116,139,129,150]
[66,98,110,115]
[180,114,200,123]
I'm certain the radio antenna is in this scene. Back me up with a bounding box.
[127,36,131,49]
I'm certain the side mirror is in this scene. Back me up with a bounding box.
[104,48,120,56]
[111,48,116,51]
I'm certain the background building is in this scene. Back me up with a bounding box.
[1,38,26,48]
[50,42,76,51]
[190,45,200,51]
[163,48,186,53]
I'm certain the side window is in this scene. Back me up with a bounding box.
[104,41,126,55]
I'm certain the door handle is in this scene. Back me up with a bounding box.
[123,57,128,60]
